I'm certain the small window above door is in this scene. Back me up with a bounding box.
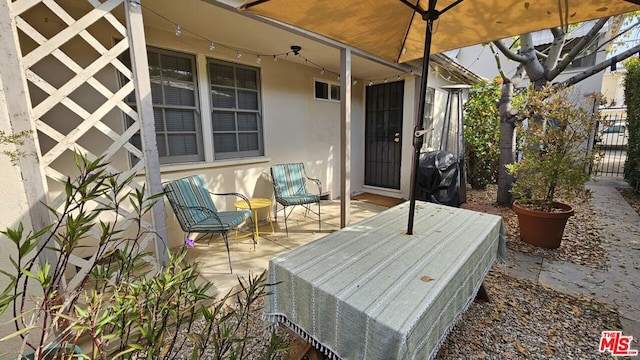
[314,79,340,101]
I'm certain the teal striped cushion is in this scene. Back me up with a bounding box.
[189,210,252,232]
[277,194,320,206]
[164,175,252,235]
[271,163,317,204]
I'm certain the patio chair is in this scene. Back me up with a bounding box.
[270,163,322,236]
[162,175,254,273]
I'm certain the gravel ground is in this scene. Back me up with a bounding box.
[436,268,622,360]
[172,185,632,359]
[463,184,609,270]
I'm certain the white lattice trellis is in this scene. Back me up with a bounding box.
[8,0,168,290]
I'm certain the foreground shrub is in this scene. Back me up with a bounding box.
[624,57,640,190]
[0,153,287,359]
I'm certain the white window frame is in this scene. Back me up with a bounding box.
[123,47,204,165]
[207,58,264,160]
[314,78,341,102]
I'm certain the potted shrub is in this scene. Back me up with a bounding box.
[506,85,600,249]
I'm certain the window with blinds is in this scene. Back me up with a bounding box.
[208,59,263,160]
[124,48,203,165]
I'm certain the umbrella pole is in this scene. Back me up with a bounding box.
[407,1,438,235]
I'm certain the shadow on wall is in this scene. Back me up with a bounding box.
[253,172,274,199]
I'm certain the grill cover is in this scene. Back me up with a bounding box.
[416,150,460,207]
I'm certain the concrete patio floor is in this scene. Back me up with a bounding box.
[186,199,390,297]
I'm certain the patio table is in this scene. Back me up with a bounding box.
[265,201,505,360]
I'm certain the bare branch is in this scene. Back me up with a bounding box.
[493,39,528,63]
[488,43,509,81]
[548,17,610,79]
[593,19,640,55]
[558,43,640,87]
[512,64,526,85]
[536,50,548,60]
[545,27,566,69]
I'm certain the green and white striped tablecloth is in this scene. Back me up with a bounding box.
[266,201,505,360]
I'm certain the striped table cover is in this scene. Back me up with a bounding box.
[265,201,505,360]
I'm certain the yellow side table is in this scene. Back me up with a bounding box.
[234,197,274,243]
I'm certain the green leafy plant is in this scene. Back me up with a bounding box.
[0,130,32,163]
[0,153,287,359]
[506,85,599,212]
[624,57,640,190]
[464,79,501,189]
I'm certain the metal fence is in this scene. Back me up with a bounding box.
[593,114,628,177]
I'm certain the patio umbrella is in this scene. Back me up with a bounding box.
[240,0,640,234]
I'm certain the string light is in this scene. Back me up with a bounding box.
[338,75,341,81]
[175,24,181,36]
[209,41,215,50]
[236,50,242,58]
[321,68,325,75]
[369,80,374,86]
[353,79,358,85]
[256,55,262,64]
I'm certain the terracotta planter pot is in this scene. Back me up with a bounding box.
[512,201,574,249]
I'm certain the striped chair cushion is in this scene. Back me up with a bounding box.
[189,210,251,232]
[271,163,318,205]
[163,175,218,231]
[277,194,320,206]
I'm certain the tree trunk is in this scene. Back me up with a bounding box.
[497,81,517,205]
[497,121,516,205]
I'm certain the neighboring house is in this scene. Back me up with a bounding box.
[0,0,482,343]
[600,63,627,121]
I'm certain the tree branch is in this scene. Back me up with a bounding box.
[512,64,526,85]
[548,17,610,79]
[536,50,548,60]
[593,19,640,55]
[493,39,528,63]
[489,43,509,81]
[545,27,566,69]
[558,43,640,87]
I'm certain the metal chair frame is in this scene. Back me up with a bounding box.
[270,163,322,236]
